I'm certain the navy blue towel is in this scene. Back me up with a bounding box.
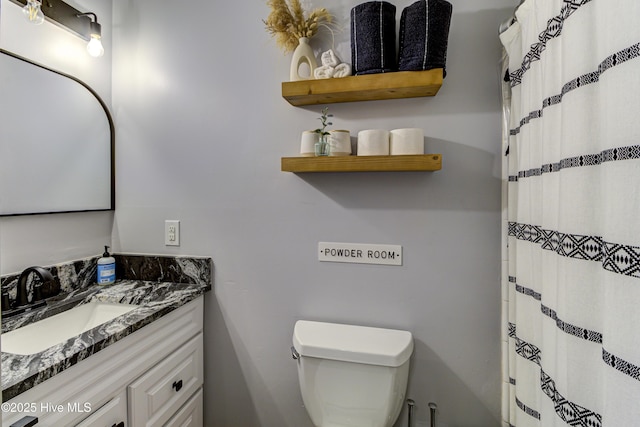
[350,1,397,75]
[398,0,453,77]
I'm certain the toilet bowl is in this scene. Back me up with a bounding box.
[292,320,413,427]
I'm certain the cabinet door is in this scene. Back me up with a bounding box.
[128,334,203,426]
[74,389,128,427]
[163,389,203,427]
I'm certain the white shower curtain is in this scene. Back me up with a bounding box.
[500,1,640,426]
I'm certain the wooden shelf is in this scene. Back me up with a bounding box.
[281,154,442,173]
[282,69,444,106]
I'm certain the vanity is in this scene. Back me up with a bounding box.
[1,13,210,426]
[1,255,212,427]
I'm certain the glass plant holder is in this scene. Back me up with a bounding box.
[314,107,332,157]
[315,135,330,156]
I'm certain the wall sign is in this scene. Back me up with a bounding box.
[318,242,403,266]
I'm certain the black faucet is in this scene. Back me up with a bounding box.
[15,266,54,308]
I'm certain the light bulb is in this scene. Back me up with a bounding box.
[22,0,45,25]
[87,34,104,57]
[85,19,104,58]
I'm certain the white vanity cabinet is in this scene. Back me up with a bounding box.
[163,389,203,427]
[2,296,204,427]
[75,390,128,427]
[128,334,203,426]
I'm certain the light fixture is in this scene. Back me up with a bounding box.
[77,13,104,57]
[10,0,105,58]
[22,0,44,25]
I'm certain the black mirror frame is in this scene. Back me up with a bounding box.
[0,48,115,216]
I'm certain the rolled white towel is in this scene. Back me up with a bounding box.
[333,63,352,78]
[321,49,340,67]
[314,65,335,79]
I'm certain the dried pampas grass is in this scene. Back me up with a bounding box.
[264,0,332,53]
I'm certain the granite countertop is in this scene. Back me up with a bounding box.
[1,279,210,401]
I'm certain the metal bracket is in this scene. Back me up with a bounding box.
[8,0,91,40]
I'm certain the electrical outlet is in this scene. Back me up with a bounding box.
[165,220,180,246]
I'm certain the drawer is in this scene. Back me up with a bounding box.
[163,388,203,427]
[128,334,203,426]
[74,389,127,427]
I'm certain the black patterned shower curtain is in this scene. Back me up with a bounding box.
[500,0,640,425]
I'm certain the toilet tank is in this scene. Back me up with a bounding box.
[293,320,413,427]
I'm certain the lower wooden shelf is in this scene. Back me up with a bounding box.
[281,154,442,173]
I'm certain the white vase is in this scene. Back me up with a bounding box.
[290,37,317,81]
[300,130,320,157]
[328,130,352,156]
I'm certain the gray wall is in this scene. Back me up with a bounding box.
[112,1,514,426]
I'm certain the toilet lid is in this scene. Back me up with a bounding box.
[292,320,413,367]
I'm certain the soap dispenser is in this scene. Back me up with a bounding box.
[97,245,116,285]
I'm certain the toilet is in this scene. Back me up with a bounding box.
[292,320,413,427]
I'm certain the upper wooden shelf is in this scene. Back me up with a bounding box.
[281,69,444,106]
[281,154,442,173]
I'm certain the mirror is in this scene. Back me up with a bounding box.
[0,48,114,216]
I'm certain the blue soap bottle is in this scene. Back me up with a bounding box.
[97,245,116,285]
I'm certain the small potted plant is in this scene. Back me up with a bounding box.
[314,107,332,156]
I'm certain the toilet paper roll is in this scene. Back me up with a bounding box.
[390,128,424,155]
[300,130,320,157]
[357,129,390,156]
[329,130,352,156]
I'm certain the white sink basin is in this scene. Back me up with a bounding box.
[1,301,137,355]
